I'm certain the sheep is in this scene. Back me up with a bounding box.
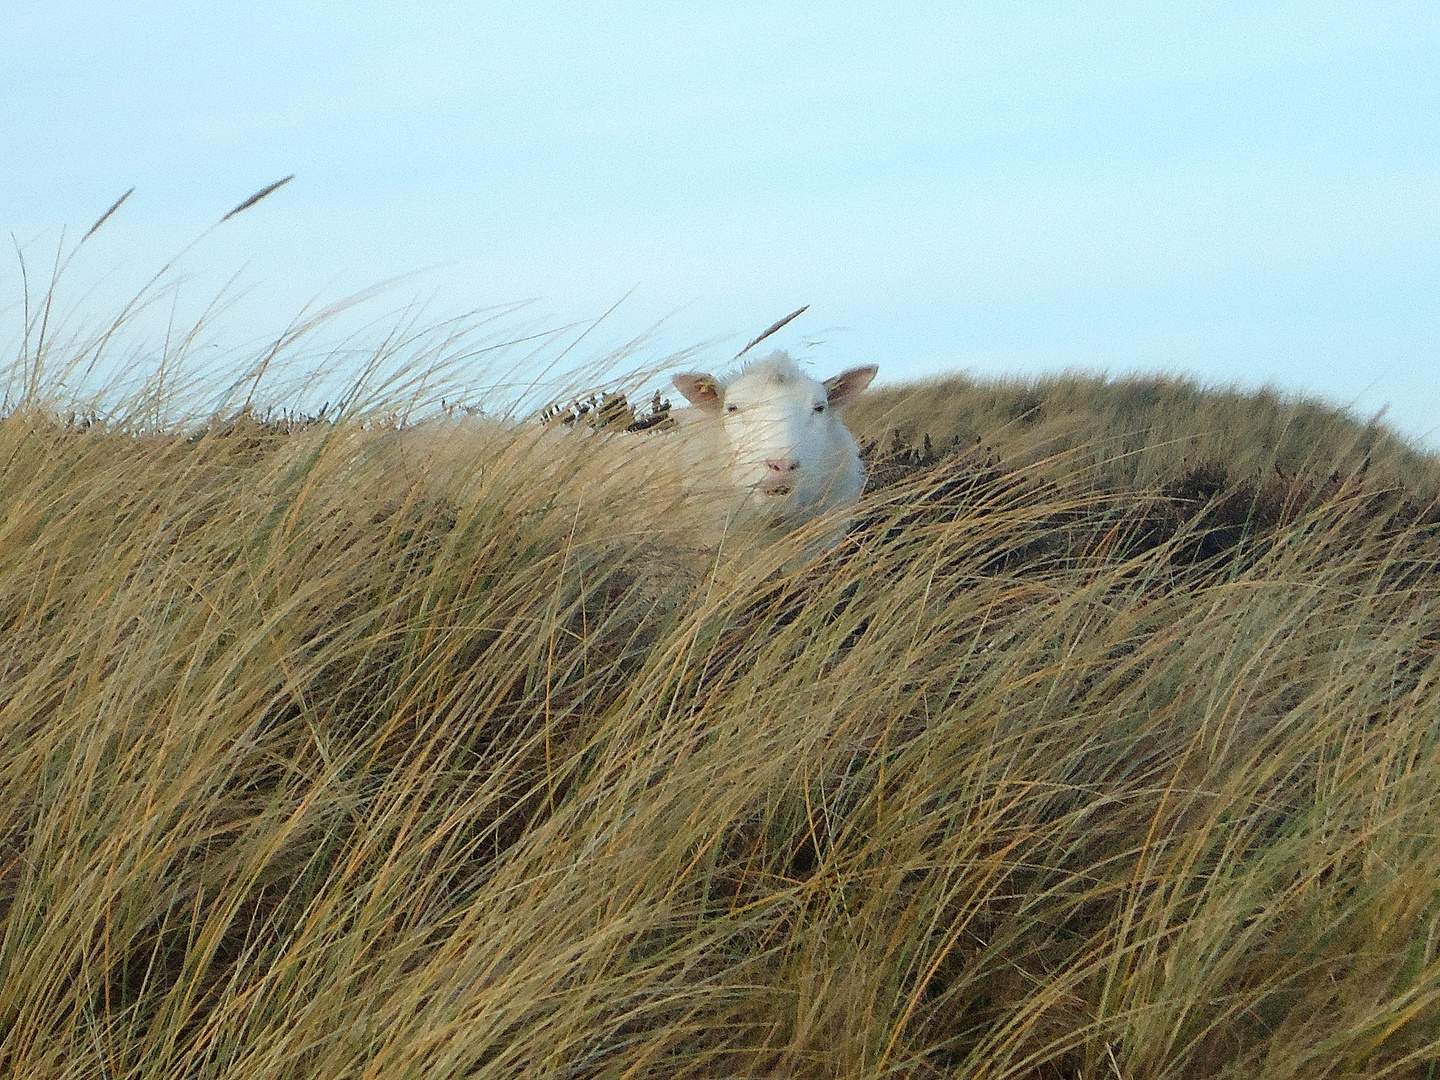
[670,350,878,554]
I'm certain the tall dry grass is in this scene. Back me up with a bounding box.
[4,214,1440,1076]
[2,375,1439,1078]
[849,370,1437,495]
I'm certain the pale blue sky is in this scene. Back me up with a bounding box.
[3,2,1438,444]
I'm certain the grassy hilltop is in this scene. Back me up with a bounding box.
[849,369,1437,492]
[2,350,1440,1079]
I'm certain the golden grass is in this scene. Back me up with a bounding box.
[3,253,1440,1076]
[849,370,1440,495]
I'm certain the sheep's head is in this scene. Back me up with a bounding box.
[672,352,878,516]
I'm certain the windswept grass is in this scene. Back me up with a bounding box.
[849,370,1438,495]
[2,365,1439,1079]
[3,207,1440,1076]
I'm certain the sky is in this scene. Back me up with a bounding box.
[3,2,1438,444]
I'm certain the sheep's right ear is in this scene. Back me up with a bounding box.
[824,365,878,408]
[672,372,723,412]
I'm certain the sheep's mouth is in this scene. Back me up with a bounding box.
[758,484,792,497]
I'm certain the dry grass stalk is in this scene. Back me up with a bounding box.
[3,263,1440,1077]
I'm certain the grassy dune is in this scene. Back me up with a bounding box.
[2,354,1440,1079]
[849,370,1437,493]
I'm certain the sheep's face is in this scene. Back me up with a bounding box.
[720,369,836,507]
[673,353,878,518]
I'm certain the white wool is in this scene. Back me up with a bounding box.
[381,351,876,571]
[669,351,878,555]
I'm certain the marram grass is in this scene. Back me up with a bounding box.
[2,372,1440,1080]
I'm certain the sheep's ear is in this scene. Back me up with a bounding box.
[673,372,723,412]
[824,365,878,408]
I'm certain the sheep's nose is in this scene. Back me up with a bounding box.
[765,459,800,473]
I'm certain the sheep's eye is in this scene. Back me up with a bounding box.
[813,404,826,414]
[725,404,738,413]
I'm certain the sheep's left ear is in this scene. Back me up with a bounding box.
[824,365,878,408]
[672,372,723,412]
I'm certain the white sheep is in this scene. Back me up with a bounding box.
[671,350,878,553]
